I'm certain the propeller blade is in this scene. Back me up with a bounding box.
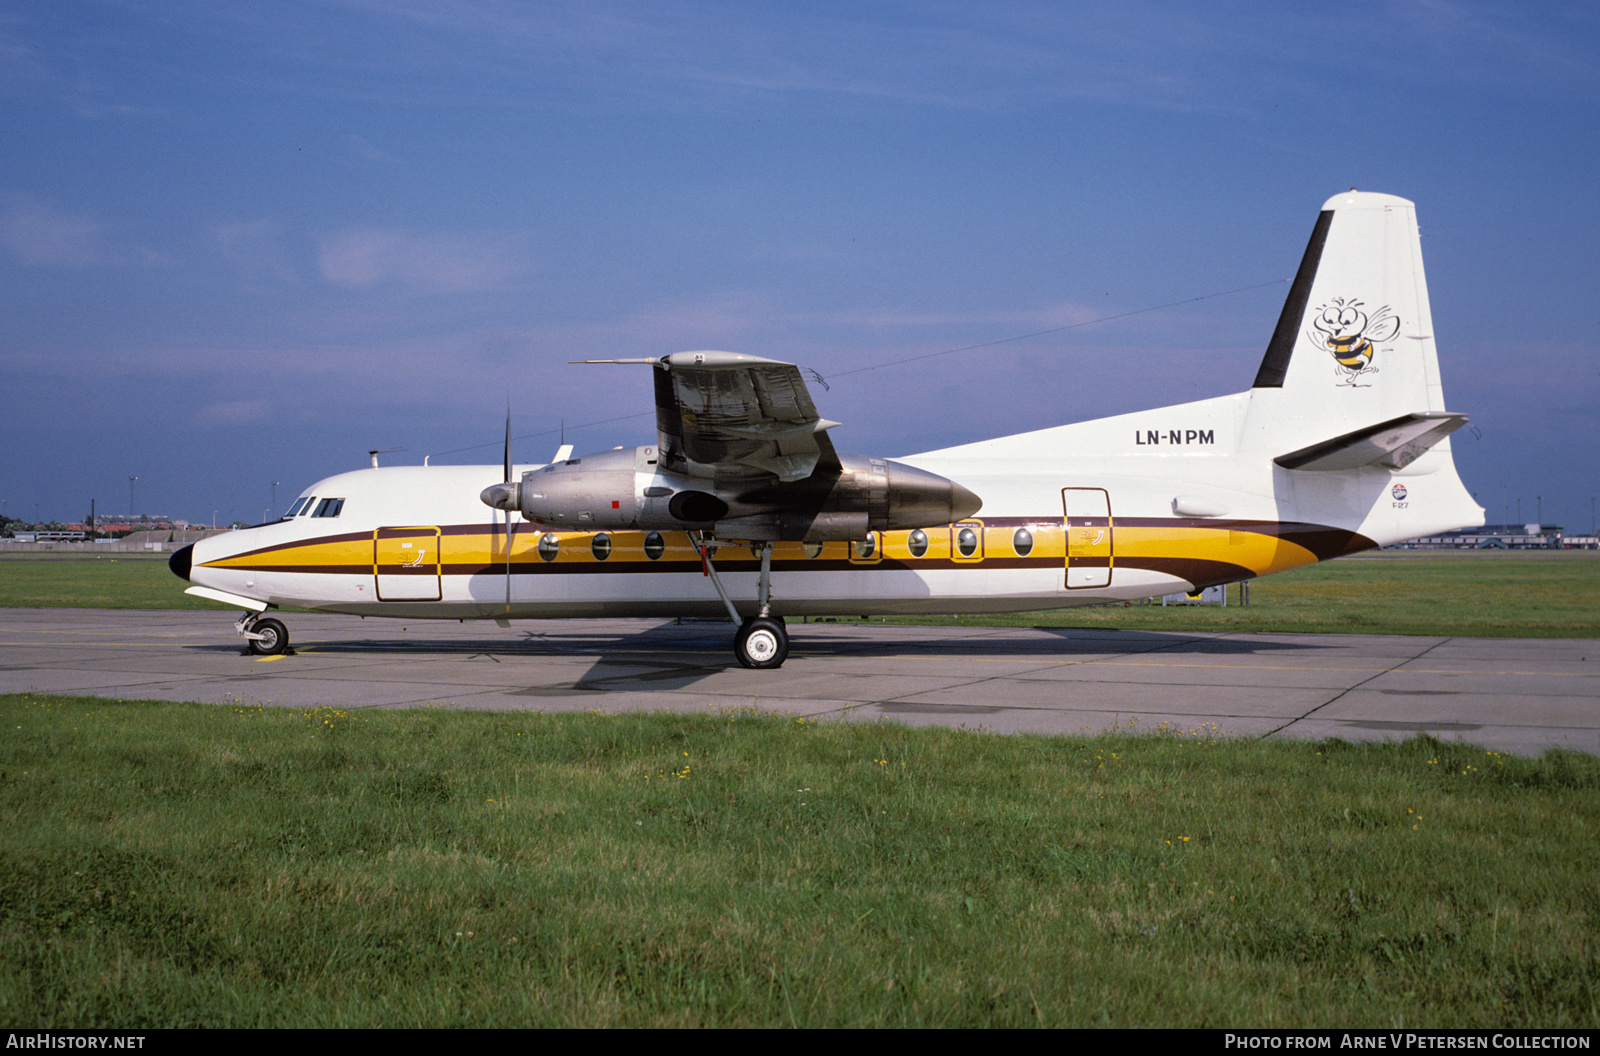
[503,410,513,484]
[503,407,515,612]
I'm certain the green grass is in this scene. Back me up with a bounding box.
[0,554,231,611]
[884,556,1600,638]
[3,693,1596,1027]
[4,552,1599,636]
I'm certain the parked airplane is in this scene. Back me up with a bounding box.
[170,191,1483,668]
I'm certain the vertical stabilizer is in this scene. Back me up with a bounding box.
[1244,192,1482,543]
[1245,191,1450,451]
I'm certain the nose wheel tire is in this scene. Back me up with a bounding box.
[247,617,290,656]
[735,616,788,669]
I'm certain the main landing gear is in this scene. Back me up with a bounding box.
[236,612,291,656]
[691,534,789,669]
[735,615,788,669]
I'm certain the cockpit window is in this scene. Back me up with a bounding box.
[311,498,344,518]
[284,497,312,519]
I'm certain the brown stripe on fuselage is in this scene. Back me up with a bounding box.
[1115,556,1257,590]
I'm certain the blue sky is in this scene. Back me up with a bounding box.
[2,1,1597,532]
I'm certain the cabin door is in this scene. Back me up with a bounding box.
[374,526,442,601]
[1062,488,1113,589]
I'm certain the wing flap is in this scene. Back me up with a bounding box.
[577,351,842,482]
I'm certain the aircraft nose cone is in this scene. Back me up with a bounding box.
[169,543,193,582]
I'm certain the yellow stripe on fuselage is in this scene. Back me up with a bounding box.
[1114,523,1322,578]
[204,532,372,571]
[198,519,1336,581]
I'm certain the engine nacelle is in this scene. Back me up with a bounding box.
[480,445,981,541]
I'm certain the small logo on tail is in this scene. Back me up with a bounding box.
[1310,298,1400,386]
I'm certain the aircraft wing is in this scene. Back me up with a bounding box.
[583,352,842,482]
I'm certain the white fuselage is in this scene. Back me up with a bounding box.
[181,390,1481,622]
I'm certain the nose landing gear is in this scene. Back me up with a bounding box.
[236,612,291,656]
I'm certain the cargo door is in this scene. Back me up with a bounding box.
[1063,488,1113,589]
[374,526,442,601]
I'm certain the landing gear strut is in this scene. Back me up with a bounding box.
[692,534,789,669]
[236,612,291,656]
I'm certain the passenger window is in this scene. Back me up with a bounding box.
[853,536,876,560]
[538,533,559,562]
[907,529,928,558]
[1013,528,1034,557]
[957,526,979,558]
[591,533,612,561]
[644,532,665,561]
[802,541,823,560]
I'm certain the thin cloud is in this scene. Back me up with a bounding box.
[320,2,1595,114]
[215,219,299,284]
[196,399,275,426]
[821,301,1108,331]
[338,0,1197,111]
[316,228,530,293]
[0,195,116,267]
[342,132,397,164]
[1392,0,1599,91]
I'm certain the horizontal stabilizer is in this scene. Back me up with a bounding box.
[1274,412,1468,472]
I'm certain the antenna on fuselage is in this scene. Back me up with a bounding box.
[367,447,403,468]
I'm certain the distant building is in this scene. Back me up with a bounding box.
[1393,523,1595,550]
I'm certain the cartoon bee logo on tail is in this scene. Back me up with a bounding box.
[1309,297,1400,386]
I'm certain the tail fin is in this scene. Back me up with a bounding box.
[1246,191,1483,540]
[1247,192,1456,452]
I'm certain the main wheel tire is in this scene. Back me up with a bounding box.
[735,616,788,669]
[248,617,289,656]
